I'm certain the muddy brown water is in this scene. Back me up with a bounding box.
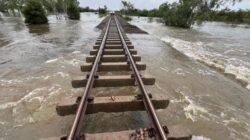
[0,13,250,140]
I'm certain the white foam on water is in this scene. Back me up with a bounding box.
[225,64,250,84]
[246,85,250,90]
[0,71,70,87]
[0,121,6,125]
[172,68,192,76]
[174,87,209,122]
[184,103,208,122]
[160,67,169,72]
[45,58,58,63]
[72,51,81,54]
[222,117,240,125]
[155,83,162,90]
[161,37,250,90]
[7,85,66,124]
[0,102,17,110]
[0,79,23,86]
[56,72,70,79]
[45,57,62,63]
[192,135,210,140]
[197,69,215,76]
[2,38,35,48]
[65,59,81,67]
[0,12,4,17]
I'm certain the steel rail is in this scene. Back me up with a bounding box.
[114,16,168,140]
[67,17,112,140]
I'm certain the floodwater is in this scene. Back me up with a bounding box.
[0,13,250,140]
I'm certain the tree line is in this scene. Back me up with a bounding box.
[0,0,80,24]
[196,8,250,24]
[0,0,110,24]
[119,0,246,28]
[1,0,246,27]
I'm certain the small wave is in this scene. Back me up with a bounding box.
[0,72,69,87]
[247,85,250,90]
[192,135,210,140]
[72,51,81,54]
[45,57,62,63]
[161,37,250,90]
[0,121,6,125]
[172,68,192,77]
[160,67,169,72]
[65,59,81,67]
[174,86,209,122]
[224,64,250,86]
[45,57,81,67]
[0,102,16,110]
[184,103,208,122]
[56,72,70,79]
[2,38,35,48]
[197,69,215,76]
[0,85,67,124]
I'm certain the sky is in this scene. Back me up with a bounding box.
[79,0,250,10]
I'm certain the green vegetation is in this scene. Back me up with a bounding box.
[55,0,65,13]
[0,0,24,16]
[120,0,243,28]
[159,1,198,28]
[67,0,80,20]
[41,0,67,13]
[98,5,107,14]
[79,6,96,12]
[1,0,81,20]
[119,1,134,21]
[121,0,134,15]
[22,0,48,24]
[124,15,132,21]
[98,5,108,17]
[196,8,250,24]
[115,12,132,21]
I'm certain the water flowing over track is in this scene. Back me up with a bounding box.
[54,15,192,140]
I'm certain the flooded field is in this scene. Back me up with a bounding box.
[0,13,250,140]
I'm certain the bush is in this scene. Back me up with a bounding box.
[98,5,107,15]
[67,0,80,20]
[22,0,48,24]
[162,0,197,28]
[124,16,132,21]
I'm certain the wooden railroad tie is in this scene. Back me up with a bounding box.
[48,14,192,140]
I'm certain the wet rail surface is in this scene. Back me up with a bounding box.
[55,15,192,140]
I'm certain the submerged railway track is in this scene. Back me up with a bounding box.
[53,14,192,140]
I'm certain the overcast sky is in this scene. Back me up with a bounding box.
[79,0,250,10]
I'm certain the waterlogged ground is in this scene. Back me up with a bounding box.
[0,13,101,139]
[129,17,250,140]
[0,13,250,140]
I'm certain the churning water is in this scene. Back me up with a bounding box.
[131,17,250,90]
[0,13,250,140]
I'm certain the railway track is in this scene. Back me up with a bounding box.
[54,14,191,140]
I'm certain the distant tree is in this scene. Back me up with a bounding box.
[79,6,97,12]
[147,9,159,17]
[121,0,134,15]
[158,2,170,17]
[0,0,25,16]
[98,5,107,15]
[160,0,242,28]
[79,6,89,12]
[41,0,54,13]
[56,0,64,13]
[67,0,80,20]
[22,0,48,24]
